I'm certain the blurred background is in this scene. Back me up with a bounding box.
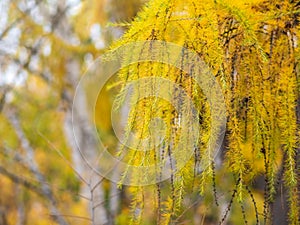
[0,0,147,224]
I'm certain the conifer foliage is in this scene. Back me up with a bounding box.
[0,0,299,224]
[110,0,300,224]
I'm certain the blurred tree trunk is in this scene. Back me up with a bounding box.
[53,0,109,224]
[0,207,7,225]
[63,58,109,225]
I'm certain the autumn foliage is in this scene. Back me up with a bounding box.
[0,0,299,225]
